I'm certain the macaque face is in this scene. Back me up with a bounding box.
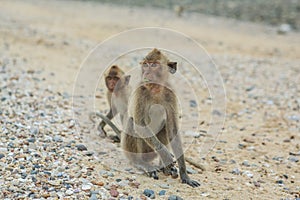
[141,61,166,84]
[106,75,120,92]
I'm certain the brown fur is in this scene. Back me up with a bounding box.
[98,65,127,139]
[121,49,200,187]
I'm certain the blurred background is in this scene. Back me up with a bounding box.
[85,0,300,31]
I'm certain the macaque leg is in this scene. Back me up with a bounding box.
[98,109,113,132]
[134,105,174,177]
[97,109,118,140]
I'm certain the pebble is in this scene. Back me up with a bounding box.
[66,189,74,195]
[143,189,155,199]
[82,184,92,191]
[186,167,197,174]
[158,184,170,189]
[242,160,250,167]
[231,168,241,175]
[53,136,63,142]
[159,190,166,196]
[288,157,299,163]
[110,189,119,197]
[99,170,114,177]
[276,180,284,185]
[76,144,88,151]
[184,130,200,138]
[27,138,36,143]
[168,195,183,200]
[242,171,253,178]
[91,180,104,186]
[189,100,197,107]
[0,153,4,159]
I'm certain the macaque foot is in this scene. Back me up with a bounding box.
[109,135,120,143]
[97,125,107,138]
[162,164,178,178]
[181,177,200,187]
[148,170,159,180]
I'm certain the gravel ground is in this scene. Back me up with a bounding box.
[0,0,299,199]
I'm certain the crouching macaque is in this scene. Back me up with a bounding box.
[121,49,200,187]
[90,65,131,141]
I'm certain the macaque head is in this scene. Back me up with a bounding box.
[141,48,177,85]
[105,65,124,92]
[114,75,131,93]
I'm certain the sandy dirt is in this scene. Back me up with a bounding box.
[0,0,299,199]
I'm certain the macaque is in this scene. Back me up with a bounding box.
[121,49,200,187]
[96,65,131,140]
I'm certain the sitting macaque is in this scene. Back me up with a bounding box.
[121,49,200,187]
[96,65,131,141]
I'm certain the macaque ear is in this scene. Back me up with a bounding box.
[167,62,177,74]
[124,75,131,85]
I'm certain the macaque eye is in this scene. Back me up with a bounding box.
[113,77,119,81]
[150,62,160,68]
[142,62,160,68]
[106,76,112,81]
[142,63,149,68]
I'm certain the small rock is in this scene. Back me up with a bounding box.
[242,171,253,178]
[53,136,63,142]
[184,130,200,138]
[242,160,250,167]
[187,167,197,174]
[76,144,87,151]
[82,184,92,191]
[143,189,155,199]
[276,180,284,185]
[168,195,183,200]
[288,115,300,121]
[231,168,241,175]
[110,189,119,197]
[212,109,222,116]
[159,190,166,196]
[65,189,73,195]
[288,157,299,163]
[30,127,39,135]
[91,180,104,186]
[85,151,94,156]
[201,192,210,197]
[189,100,197,107]
[158,184,170,189]
[0,153,4,159]
[245,85,255,92]
[48,180,60,186]
[253,181,260,187]
[27,138,35,143]
[272,156,284,161]
[41,193,50,198]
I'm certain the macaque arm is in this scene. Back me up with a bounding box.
[89,111,121,138]
[168,120,200,187]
